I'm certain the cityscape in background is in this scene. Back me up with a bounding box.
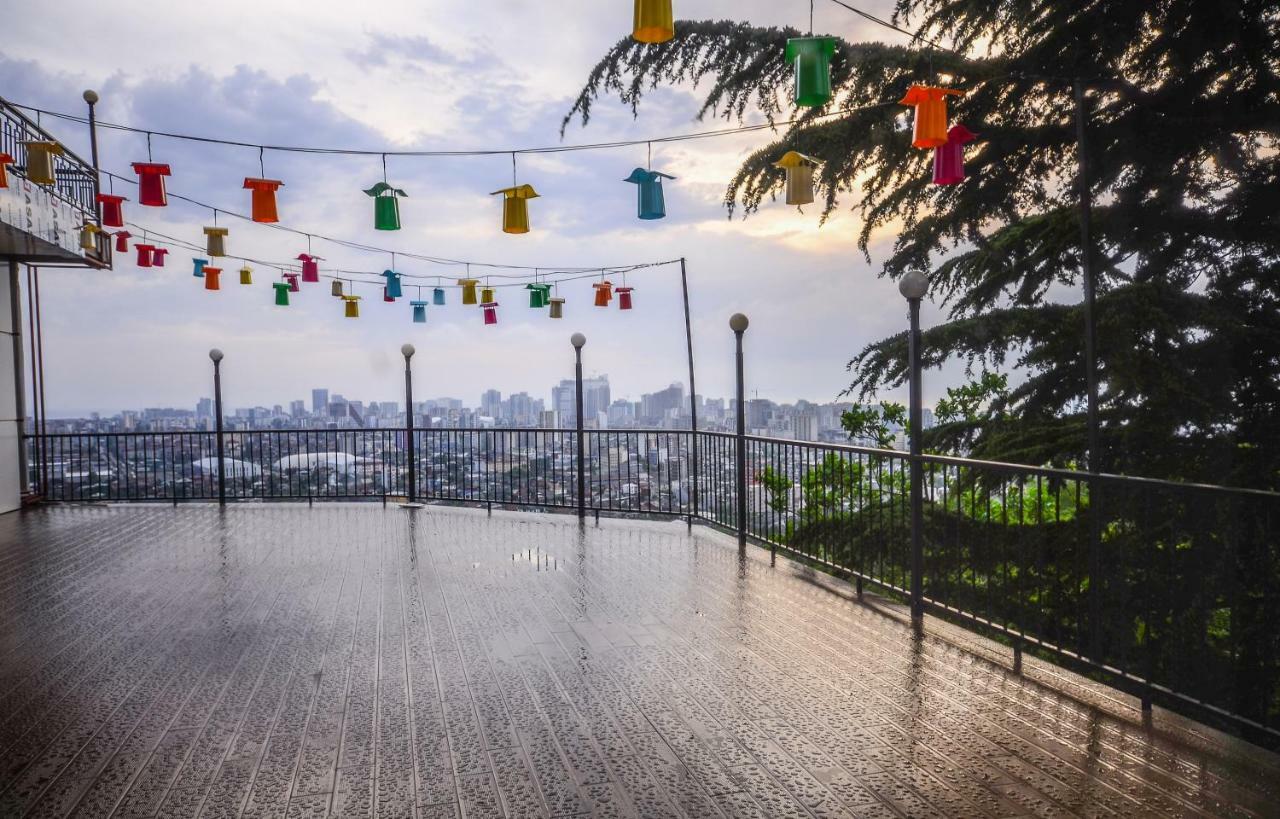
[32,375,936,448]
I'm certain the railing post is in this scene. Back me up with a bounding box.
[572,333,587,519]
[900,272,929,619]
[730,314,749,549]
[209,349,226,507]
[680,258,700,519]
[402,344,417,505]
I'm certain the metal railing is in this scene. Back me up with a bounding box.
[0,97,97,215]
[22,427,1280,745]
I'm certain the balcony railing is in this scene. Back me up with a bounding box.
[23,427,1280,748]
[0,97,98,216]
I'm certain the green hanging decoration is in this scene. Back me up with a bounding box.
[527,282,552,308]
[785,37,836,107]
[363,182,407,231]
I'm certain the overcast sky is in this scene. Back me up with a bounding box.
[6,0,969,416]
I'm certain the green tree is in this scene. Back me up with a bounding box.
[565,2,1280,488]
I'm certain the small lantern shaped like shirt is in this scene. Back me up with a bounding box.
[786,37,837,107]
[382,269,403,299]
[114,231,131,253]
[593,281,614,307]
[0,153,13,188]
[633,0,674,43]
[458,278,480,305]
[132,162,172,206]
[203,227,229,257]
[481,301,499,325]
[364,182,407,231]
[273,281,292,306]
[79,223,99,251]
[243,178,283,223]
[774,151,821,207]
[97,194,127,228]
[240,265,253,285]
[526,283,552,308]
[192,258,209,278]
[480,286,495,304]
[616,286,635,310]
[284,273,301,293]
[296,253,321,284]
[343,294,361,318]
[331,280,344,297]
[624,168,675,220]
[433,287,446,306]
[204,266,222,291]
[151,248,169,267]
[898,85,964,149]
[134,244,155,267]
[490,185,539,234]
[549,297,565,319]
[933,124,977,185]
[411,300,428,324]
[23,142,63,185]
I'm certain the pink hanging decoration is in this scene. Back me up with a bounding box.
[151,247,169,267]
[284,273,301,293]
[482,301,499,325]
[134,244,154,267]
[297,253,321,283]
[933,124,977,185]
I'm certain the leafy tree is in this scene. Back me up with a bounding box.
[565,1,1280,489]
[840,401,905,448]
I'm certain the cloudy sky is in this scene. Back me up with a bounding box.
[7,0,965,416]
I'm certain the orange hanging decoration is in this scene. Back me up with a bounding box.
[203,266,222,291]
[898,85,964,149]
[593,280,614,307]
[243,178,283,223]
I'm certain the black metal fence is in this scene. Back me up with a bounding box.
[23,428,1280,744]
[0,97,98,215]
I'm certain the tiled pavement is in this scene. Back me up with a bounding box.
[0,504,1277,818]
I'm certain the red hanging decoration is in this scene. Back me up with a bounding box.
[134,244,155,267]
[114,231,131,253]
[482,301,499,325]
[284,273,301,293]
[131,162,172,207]
[0,153,12,188]
[151,247,169,267]
[203,266,222,291]
[616,286,634,310]
[932,124,977,185]
[96,194,127,228]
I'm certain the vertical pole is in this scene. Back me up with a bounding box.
[26,266,40,495]
[731,314,749,549]
[403,345,416,503]
[9,261,27,494]
[572,333,586,519]
[83,90,102,227]
[211,351,226,507]
[1075,80,1104,657]
[34,268,47,494]
[907,296,924,618]
[680,258,700,520]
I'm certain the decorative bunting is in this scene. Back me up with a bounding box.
[243,177,283,223]
[633,0,674,43]
[774,151,821,207]
[933,124,977,185]
[203,266,222,291]
[785,37,837,107]
[203,226,229,257]
[97,194,127,227]
[364,182,407,231]
[343,294,361,317]
[411,300,428,323]
[192,258,209,278]
[491,185,539,234]
[624,168,675,220]
[23,141,63,185]
[132,162,172,206]
[898,85,964,149]
[273,281,291,306]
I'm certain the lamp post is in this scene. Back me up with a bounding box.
[83,90,101,228]
[730,313,749,549]
[401,344,419,506]
[571,333,587,519]
[899,272,929,619]
[209,349,226,507]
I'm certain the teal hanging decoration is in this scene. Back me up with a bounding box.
[785,36,837,107]
[433,287,446,305]
[382,269,403,299]
[363,182,407,230]
[624,167,675,220]
[192,257,209,278]
[411,301,428,323]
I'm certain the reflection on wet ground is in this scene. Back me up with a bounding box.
[0,504,1276,817]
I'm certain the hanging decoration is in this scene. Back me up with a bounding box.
[786,37,837,107]
[284,272,301,292]
[898,85,964,149]
[273,281,292,306]
[633,0,674,43]
[331,280,344,297]
[624,167,675,220]
[433,287,446,306]
[342,294,361,317]
[114,231,131,253]
[480,285,495,304]
[132,162,172,206]
[459,278,479,305]
[79,223,99,251]
[933,124,976,185]
[382,269,403,299]
[0,153,12,187]
[192,258,209,278]
[203,226,229,257]
[296,253,321,283]
[481,300,499,325]
[593,280,614,307]
[134,244,155,267]
[491,184,539,234]
[203,266,222,291]
[22,141,63,185]
[411,300,428,323]
[97,194,127,228]
[774,151,821,206]
[526,282,552,308]
[617,286,635,310]
[240,265,253,285]
[364,182,407,231]
[243,177,283,223]
[383,287,395,303]
[549,297,565,319]
[151,247,169,267]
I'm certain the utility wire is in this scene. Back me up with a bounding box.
[824,0,950,52]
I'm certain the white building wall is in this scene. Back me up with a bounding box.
[0,262,23,514]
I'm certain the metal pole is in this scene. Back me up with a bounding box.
[679,258,700,520]
[9,261,27,494]
[731,314,749,548]
[899,272,929,620]
[83,90,102,227]
[210,350,226,507]
[403,344,416,504]
[25,266,40,495]
[34,268,47,494]
[1075,80,1104,657]
[572,333,586,519]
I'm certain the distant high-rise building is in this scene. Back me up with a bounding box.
[551,380,576,428]
[794,411,818,442]
[481,389,502,419]
[289,400,305,418]
[196,398,213,420]
[583,376,610,419]
[539,410,558,429]
[311,389,329,413]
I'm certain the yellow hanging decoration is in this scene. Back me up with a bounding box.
[343,294,361,318]
[480,286,495,303]
[78,223,99,251]
[22,141,63,185]
[458,278,480,305]
[633,0,675,44]
[773,151,822,207]
[490,184,539,234]
[239,265,253,285]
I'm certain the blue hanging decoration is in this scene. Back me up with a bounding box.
[411,300,428,323]
[382,269,403,299]
[624,167,675,220]
[192,257,209,278]
[433,287,446,306]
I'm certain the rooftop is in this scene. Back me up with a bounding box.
[1,503,1276,818]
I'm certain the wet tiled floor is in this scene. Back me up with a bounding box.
[1,505,1277,818]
